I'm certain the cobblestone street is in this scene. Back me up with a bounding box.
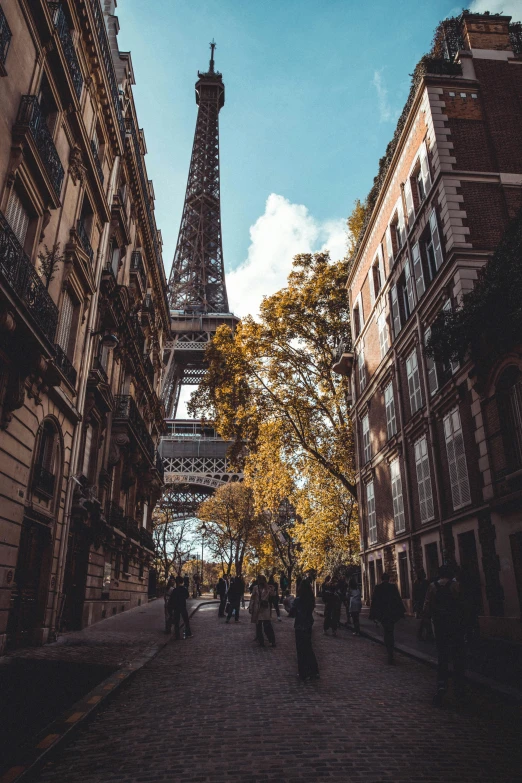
[32,605,521,783]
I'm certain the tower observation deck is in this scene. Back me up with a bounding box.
[160,43,241,517]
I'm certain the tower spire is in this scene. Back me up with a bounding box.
[209,39,216,73]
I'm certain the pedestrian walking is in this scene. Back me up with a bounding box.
[249,574,276,647]
[268,574,282,622]
[279,572,289,596]
[423,564,467,706]
[369,572,405,663]
[167,576,192,640]
[337,575,349,627]
[322,576,341,636]
[164,575,175,633]
[289,579,319,681]
[217,574,228,617]
[225,576,242,623]
[183,574,190,590]
[413,569,433,641]
[348,577,362,636]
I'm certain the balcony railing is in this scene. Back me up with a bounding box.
[33,465,55,498]
[77,219,94,263]
[16,96,65,197]
[49,3,83,99]
[90,139,104,184]
[130,250,146,290]
[0,4,12,69]
[54,342,77,387]
[0,211,58,342]
[88,0,125,139]
[114,394,155,462]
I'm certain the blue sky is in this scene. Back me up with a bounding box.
[116,0,521,317]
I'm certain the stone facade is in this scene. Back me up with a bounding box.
[0,0,167,652]
[343,12,522,640]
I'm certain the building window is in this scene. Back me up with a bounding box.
[5,188,30,248]
[404,257,415,316]
[443,407,471,511]
[398,551,410,599]
[426,209,443,279]
[406,348,422,414]
[414,436,435,523]
[33,419,60,502]
[357,344,366,392]
[424,327,438,396]
[391,457,405,534]
[390,285,401,338]
[424,541,439,580]
[384,382,396,439]
[411,242,425,300]
[114,551,121,580]
[417,143,431,203]
[362,414,371,464]
[497,367,522,473]
[372,258,382,300]
[378,311,389,359]
[443,299,460,374]
[0,5,12,72]
[353,305,361,338]
[367,481,377,544]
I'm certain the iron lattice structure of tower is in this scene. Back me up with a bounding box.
[160,44,241,519]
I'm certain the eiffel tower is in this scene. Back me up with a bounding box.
[160,43,241,519]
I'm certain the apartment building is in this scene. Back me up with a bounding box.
[340,12,522,640]
[0,0,167,652]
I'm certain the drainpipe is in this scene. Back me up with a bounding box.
[50,156,120,633]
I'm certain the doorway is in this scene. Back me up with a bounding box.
[424,541,439,581]
[458,530,484,617]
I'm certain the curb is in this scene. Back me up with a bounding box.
[0,600,218,783]
[314,608,522,703]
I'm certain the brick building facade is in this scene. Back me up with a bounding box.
[340,12,522,640]
[0,0,167,653]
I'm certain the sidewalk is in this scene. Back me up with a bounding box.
[0,597,218,772]
[315,605,522,699]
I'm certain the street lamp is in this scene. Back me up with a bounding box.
[91,328,119,350]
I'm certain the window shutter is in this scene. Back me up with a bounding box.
[358,344,366,391]
[56,290,74,355]
[415,437,434,523]
[378,244,386,287]
[378,312,389,359]
[412,242,425,299]
[397,199,405,247]
[367,481,376,544]
[362,414,370,463]
[407,349,422,413]
[444,409,471,510]
[404,179,414,225]
[390,285,401,337]
[391,459,405,533]
[424,327,438,396]
[6,190,30,247]
[385,226,394,264]
[369,268,375,307]
[429,210,443,270]
[385,382,396,439]
[404,257,415,313]
[420,142,431,193]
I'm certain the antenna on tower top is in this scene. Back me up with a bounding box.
[209,39,216,73]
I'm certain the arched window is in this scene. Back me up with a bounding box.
[32,419,61,502]
[498,367,522,473]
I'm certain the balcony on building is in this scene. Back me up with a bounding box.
[130,250,146,297]
[48,3,83,100]
[141,292,155,326]
[52,341,77,389]
[0,3,12,76]
[113,394,155,463]
[13,95,65,206]
[0,211,59,346]
[332,341,354,380]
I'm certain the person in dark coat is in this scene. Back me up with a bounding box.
[290,579,319,681]
[413,569,433,640]
[217,575,228,617]
[225,576,242,623]
[167,576,192,639]
[369,572,405,663]
[268,575,281,621]
[322,577,341,636]
[424,564,466,706]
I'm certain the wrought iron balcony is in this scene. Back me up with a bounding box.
[113,394,155,462]
[76,219,94,263]
[49,3,83,99]
[54,342,77,387]
[16,96,64,197]
[0,4,12,72]
[90,139,104,184]
[130,250,146,291]
[33,465,55,498]
[88,0,125,139]
[140,526,155,551]
[0,211,58,343]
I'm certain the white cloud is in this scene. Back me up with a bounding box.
[372,69,396,123]
[468,0,522,18]
[227,193,345,319]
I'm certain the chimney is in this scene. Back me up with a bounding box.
[460,12,512,52]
